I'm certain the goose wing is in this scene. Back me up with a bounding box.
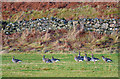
[14,59,22,62]
[106,58,112,62]
[87,57,91,61]
[54,58,60,62]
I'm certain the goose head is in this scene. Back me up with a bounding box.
[85,54,87,56]
[101,56,105,59]
[101,56,104,58]
[75,55,77,58]
[52,56,54,59]
[12,56,14,59]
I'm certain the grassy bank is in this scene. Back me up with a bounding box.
[2,5,119,22]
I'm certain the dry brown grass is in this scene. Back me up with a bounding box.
[2,26,119,52]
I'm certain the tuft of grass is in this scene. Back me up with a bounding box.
[104,7,119,17]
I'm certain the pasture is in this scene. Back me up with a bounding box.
[2,52,118,77]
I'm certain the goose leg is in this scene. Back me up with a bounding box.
[105,61,107,63]
[94,61,95,64]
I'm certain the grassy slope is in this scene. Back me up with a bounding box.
[2,5,119,22]
[2,52,118,77]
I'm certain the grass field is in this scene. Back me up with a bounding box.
[2,52,118,77]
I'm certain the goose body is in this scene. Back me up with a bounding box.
[42,55,52,63]
[102,56,112,62]
[12,56,22,63]
[46,58,52,63]
[84,54,91,61]
[74,55,83,62]
[51,56,60,62]
[90,54,99,62]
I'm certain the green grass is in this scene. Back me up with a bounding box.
[2,52,118,77]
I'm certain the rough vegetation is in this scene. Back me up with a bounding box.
[2,2,119,20]
[1,26,119,53]
[1,2,119,54]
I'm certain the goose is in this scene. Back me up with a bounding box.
[102,56,112,62]
[42,55,52,63]
[77,51,84,61]
[90,54,99,63]
[74,55,84,62]
[12,56,22,63]
[84,54,91,61]
[51,56,60,62]
[46,58,52,63]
